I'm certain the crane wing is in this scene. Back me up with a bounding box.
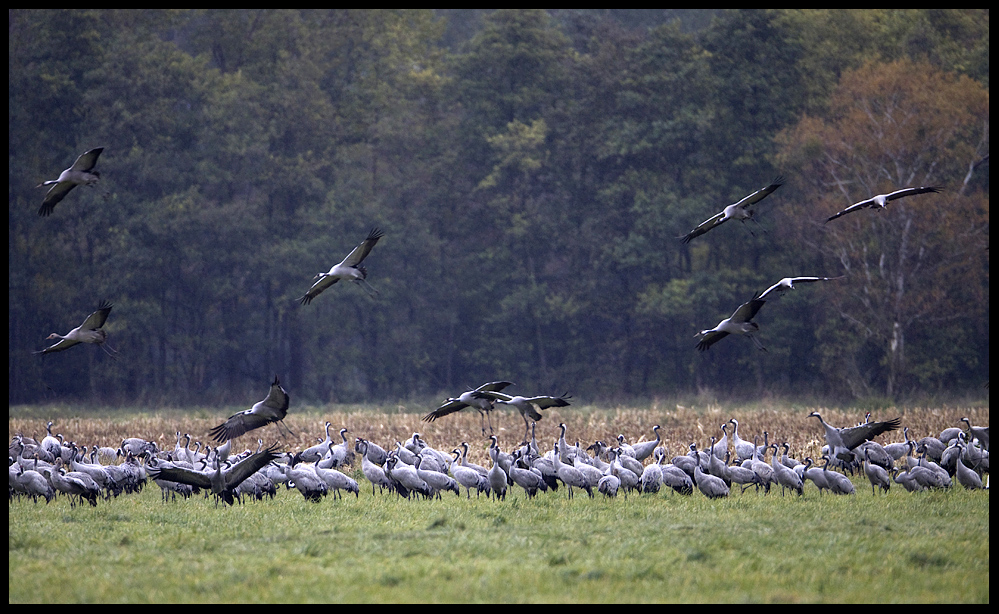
[209,377,289,442]
[39,182,79,216]
[825,199,875,223]
[423,398,469,422]
[681,211,727,244]
[299,275,339,305]
[147,464,213,490]
[37,336,80,354]
[209,411,272,443]
[526,394,571,410]
[475,380,515,393]
[70,147,104,172]
[731,299,766,323]
[681,177,783,243]
[757,276,844,300]
[696,330,728,351]
[340,228,384,268]
[838,417,902,451]
[471,390,513,403]
[733,176,784,209]
[885,186,942,201]
[224,443,282,488]
[756,280,786,300]
[79,301,113,331]
[258,376,290,413]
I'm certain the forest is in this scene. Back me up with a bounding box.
[8,9,990,407]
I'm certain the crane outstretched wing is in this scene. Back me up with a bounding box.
[838,417,902,451]
[209,377,289,442]
[341,228,384,267]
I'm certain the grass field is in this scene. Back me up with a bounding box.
[9,402,990,603]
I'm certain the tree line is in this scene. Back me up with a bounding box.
[8,9,989,407]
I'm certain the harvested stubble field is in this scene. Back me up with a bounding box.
[9,402,990,604]
[8,402,990,467]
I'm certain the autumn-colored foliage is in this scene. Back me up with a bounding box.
[777,59,989,397]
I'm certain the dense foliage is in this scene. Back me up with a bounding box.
[9,10,989,406]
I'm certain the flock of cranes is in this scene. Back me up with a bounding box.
[18,148,984,510]
[31,146,949,372]
[684,174,944,353]
[10,402,989,508]
[30,148,391,360]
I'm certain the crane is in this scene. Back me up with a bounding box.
[755,276,844,301]
[680,176,784,243]
[209,376,292,443]
[35,301,116,357]
[824,186,942,223]
[422,380,515,435]
[299,228,385,304]
[695,298,768,352]
[36,147,105,217]
[808,411,901,465]
[471,390,572,443]
[147,443,281,506]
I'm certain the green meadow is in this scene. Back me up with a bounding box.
[9,470,989,603]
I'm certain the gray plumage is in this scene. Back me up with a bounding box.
[414,456,460,499]
[450,450,490,498]
[681,176,784,243]
[862,448,891,495]
[148,443,281,506]
[487,444,509,501]
[552,442,593,499]
[36,301,115,357]
[692,446,729,499]
[472,391,572,443]
[384,454,432,500]
[209,377,292,443]
[960,417,989,452]
[808,411,901,465]
[695,299,768,352]
[628,425,662,462]
[423,381,515,435]
[299,228,385,303]
[825,186,943,223]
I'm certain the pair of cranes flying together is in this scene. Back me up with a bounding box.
[680,176,943,241]
[30,147,948,409]
[693,276,845,353]
[423,381,572,442]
